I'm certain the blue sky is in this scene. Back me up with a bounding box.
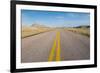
[21,10,90,27]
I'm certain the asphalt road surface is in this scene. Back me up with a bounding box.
[21,30,90,63]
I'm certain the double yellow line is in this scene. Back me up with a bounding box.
[48,31,61,61]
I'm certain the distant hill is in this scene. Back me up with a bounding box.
[74,25,90,28]
[31,23,48,28]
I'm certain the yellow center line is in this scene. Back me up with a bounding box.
[48,31,61,62]
[48,33,57,61]
[56,32,61,61]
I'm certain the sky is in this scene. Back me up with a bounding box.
[21,10,90,27]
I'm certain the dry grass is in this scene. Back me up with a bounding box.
[66,28,90,37]
[22,26,52,38]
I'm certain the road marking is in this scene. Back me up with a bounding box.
[48,31,61,61]
[56,32,61,61]
[48,34,57,61]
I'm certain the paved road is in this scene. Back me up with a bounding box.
[21,30,90,63]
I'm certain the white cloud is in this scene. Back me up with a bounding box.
[56,16,64,19]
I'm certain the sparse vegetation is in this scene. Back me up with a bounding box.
[22,24,90,38]
[22,26,52,38]
[67,26,90,37]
